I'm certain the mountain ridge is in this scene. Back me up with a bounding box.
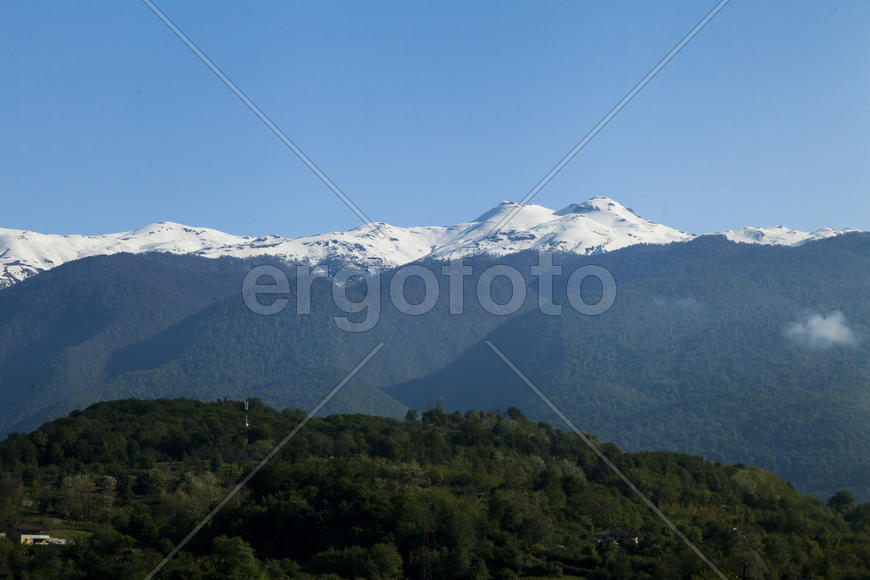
[1,196,859,288]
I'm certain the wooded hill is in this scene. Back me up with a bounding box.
[1,398,869,579]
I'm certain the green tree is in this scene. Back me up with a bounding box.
[828,490,856,514]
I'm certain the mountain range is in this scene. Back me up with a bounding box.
[0,196,859,288]
[2,198,870,504]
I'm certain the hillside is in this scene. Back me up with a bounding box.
[0,253,250,434]
[388,234,870,501]
[0,252,417,436]
[2,398,870,579]
[0,248,550,435]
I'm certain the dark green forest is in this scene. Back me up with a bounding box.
[390,235,870,501]
[2,399,870,579]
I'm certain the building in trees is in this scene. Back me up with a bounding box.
[5,523,66,545]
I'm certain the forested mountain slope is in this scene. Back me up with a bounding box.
[388,234,870,501]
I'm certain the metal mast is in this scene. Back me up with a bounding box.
[244,400,249,447]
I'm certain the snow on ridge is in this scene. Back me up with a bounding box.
[720,225,858,246]
[0,220,461,289]
[428,197,690,259]
[0,198,862,289]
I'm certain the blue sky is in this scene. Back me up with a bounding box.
[2,1,868,237]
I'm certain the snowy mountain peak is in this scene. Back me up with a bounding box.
[0,198,862,289]
[556,196,628,215]
[427,197,690,260]
[470,200,524,223]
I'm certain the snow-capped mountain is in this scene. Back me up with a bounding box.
[0,221,442,288]
[428,197,691,259]
[720,225,860,246]
[0,197,859,289]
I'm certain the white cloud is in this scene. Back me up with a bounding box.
[785,311,859,349]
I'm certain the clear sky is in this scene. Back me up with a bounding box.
[2,1,868,237]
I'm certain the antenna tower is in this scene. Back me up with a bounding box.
[244,400,249,447]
